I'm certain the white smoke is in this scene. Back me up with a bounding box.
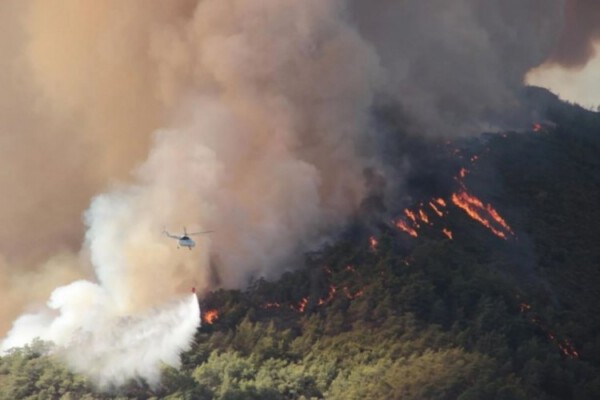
[1,281,200,387]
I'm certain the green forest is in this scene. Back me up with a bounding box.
[1,91,599,399]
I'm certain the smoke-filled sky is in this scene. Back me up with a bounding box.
[0,0,597,386]
[528,0,600,108]
[549,0,600,67]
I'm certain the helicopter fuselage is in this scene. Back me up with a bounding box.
[178,236,196,249]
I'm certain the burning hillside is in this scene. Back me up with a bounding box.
[1,0,599,397]
[2,84,599,400]
[391,137,517,242]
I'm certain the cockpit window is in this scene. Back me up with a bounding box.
[181,236,190,241]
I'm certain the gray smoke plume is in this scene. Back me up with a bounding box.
[350,0,565,134]
[548,0,600,68]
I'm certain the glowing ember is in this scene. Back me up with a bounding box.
[418,209,430,224]
[442,228,453,240]
[459,168,469,178]
[318,286,337,306]
[435,198,447,207]
[343,287,364,300]
[296,298,308,313]
[396,219,418,237]
[517,298,580,359]
[555,336,579,358]
[451,191,512,240]
[533,123,543,132]
[470,155,479,162]
[369,236,379,252]
[346,265,356,272]
[429,202,444,217]
[558,339,579,359]
[203,309,219,325]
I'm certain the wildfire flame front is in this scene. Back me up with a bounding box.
[203,309,219,325]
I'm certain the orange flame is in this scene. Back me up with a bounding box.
[486,205,514,234]
[429,201,444,217]
[369,236,379,252]
[318,286,337,306]
[451,191,512,240]
[203,309,219,324]
[343,287,364,300]
[517,299,579,359]
[442,228,453,240]
[296,297,308,313]
[435,198,447,207]
[459,168,469,178]
[396,219,418,237]
[418,209,430,224]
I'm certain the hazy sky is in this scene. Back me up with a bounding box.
[528,49,600,109]
[528,0,600,108]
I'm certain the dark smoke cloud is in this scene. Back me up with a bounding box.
[549,0,600,68]
[350,0,565,135]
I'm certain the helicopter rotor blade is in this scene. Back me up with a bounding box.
[188,230,215,236]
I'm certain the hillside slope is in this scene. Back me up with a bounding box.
[1,89,599,399]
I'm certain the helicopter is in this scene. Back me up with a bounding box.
[163,227,213,250]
